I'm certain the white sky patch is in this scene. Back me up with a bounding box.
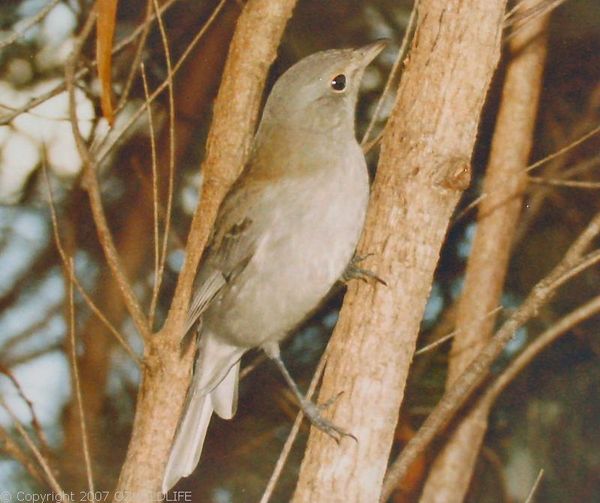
[0,351,70,432]
[0,79,95,202]
[41,2,76,44]
[0,133,39,204]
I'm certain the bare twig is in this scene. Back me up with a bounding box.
[64,9,151,339]
[66,260,95,492]
[149,0,177,327]
[93,0,229,167]
[381,211,600,501]
[486,294,600,404]
[0,0,181,126]
[43,160,140,364]
[415,305,503,356]
[115,0,153,114]
[0,0,61,50]
[525,124,600,174]
[360,0,419,147]
[528,176,600,189]
[0,399,67,499]
[0,366,49,452]
[0,425,44,484]
[0,304,62,357]
[524,469,545,503]
[505,0,568,29]
[141,63,161,327]
[239,353,268,380]
[453,125,600,225]
[259,352,328,503]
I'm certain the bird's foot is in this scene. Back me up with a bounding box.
[299,392,357,443]
[342,253,387,286]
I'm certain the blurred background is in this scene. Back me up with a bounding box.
[0,0,598,501]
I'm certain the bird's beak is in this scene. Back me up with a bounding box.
[355,39,388,67]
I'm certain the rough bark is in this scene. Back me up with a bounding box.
[113,0,297,499]
[292,1,506,502]
[419,4,550,501]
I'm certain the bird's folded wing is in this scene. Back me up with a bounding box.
[183,212,257,336]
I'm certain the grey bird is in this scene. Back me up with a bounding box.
[162,41,386,493]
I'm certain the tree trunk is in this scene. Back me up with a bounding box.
[292,1,507,501]
[419,3,550,501]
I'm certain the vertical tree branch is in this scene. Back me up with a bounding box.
[292,1,507,501]
[114,1,297,498]
[419,2,551,501]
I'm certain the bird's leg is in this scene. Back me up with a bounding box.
[341,253,387,286]
[264,344,356,443]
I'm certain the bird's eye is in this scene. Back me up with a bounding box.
[330,74,347,92]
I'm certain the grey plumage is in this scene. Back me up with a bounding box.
[162,41,386,493]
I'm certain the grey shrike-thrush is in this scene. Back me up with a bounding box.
[162,40,386,493]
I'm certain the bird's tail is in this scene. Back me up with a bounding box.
[162,333,244,493]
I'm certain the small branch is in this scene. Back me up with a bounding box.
[0,0,61,50]
[141,63,161,327]
[0,399,67,499]
[453,126,600,225]
[381,211,600,501]
[0,0,181,126]
[64,8,151,339]
[66,259,95,492]
[525,124,600,174]
[0,425,44,484]
[524,469,545,503]
[360,0,419,147]
[528,175,600,189]
[0,366,49,453]
[44,161,141,364]
[259,353,328,503]
[149,0,177,327]
[415,305,503,356]
[486,293,600,404]
[505,0,568,30]
[115,0,153,114]
[92,0,229,166]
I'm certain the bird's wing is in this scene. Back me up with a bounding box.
[183,179,265,336]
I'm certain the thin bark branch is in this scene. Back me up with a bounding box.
[381,211,600,501]
[485,293,600,404]
[0,0,181,126]
[66,259,95,493]
[259,353,328,503]
[0,0,61,50]
[419,1,549,500]
[149,0,176,327]
[0,424,44,484]
[0,399,66,499]
[360,1,418,147]
[141,62,162,326]
[44,162,140,364]
[64,8,151,340]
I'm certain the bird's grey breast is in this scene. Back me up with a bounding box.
[204,140,369,347]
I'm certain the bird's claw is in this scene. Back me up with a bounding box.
[342,253,387,286]
[300,393,357,443]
